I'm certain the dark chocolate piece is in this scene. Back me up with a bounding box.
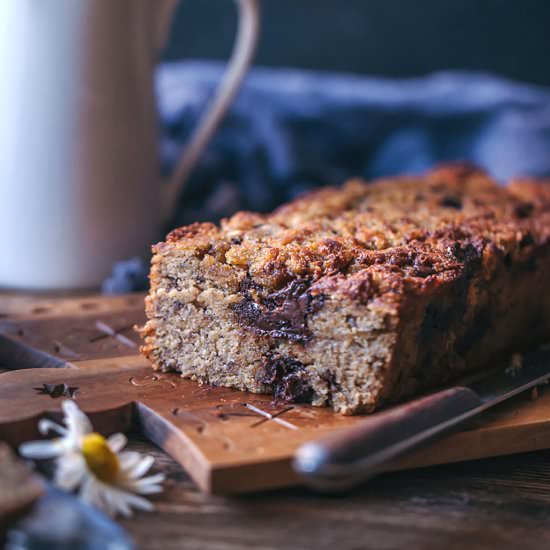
[514,201,534,219]
[232,278,324,342]
[259,356,313,403]
[440,195,463,209]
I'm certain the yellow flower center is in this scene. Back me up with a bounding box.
[81,433,119,483]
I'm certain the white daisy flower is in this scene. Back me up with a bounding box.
[19,400,165,518]
[19,400,92,460]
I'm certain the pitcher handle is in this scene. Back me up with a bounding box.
[161,0,260,222]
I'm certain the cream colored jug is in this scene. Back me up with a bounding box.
[0,0,259,290]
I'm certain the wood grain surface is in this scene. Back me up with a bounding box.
[3,292,550,549]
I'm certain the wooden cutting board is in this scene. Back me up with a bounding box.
[2,292,550,495]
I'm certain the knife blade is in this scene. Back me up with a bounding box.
[293,346,550,491]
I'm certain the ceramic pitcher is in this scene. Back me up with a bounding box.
[0,0,259,290]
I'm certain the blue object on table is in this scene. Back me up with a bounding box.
[102,257,149,295]
[103,63,550,293]
[6,486,134,550]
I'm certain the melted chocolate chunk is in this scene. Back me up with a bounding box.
[259,356,313,403]
[232,278,325,342]
[440,195,463,209]
[519,233,535,248]
[444,237,485,274]
[514,201,534,219]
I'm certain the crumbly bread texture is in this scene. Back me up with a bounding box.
[140,164,550,414]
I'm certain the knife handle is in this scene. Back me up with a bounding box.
[293,386,482,491]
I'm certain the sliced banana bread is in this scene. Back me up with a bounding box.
[140,165,550,414]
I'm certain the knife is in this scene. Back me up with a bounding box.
[293,346,550,491]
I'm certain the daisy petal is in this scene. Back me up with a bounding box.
[62,400,93,437]
[99,487,116,516]
[19,440,61,459]
[118,451,142,470]
[134,484,164,495]
[139,472,166,484]
[109,492,133,518]
[133,473,166,489]
[128,455,155,479]
[100,484,128,517]
[114,489,155,513]
[79,476,93,499]
[38,419,67,436]
[55,454,86,491]
[104,484,155,516]
[80,476,102,510]
[107,433,127,453]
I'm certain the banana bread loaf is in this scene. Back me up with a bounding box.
[140,164,550,414]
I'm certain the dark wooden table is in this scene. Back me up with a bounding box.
[3,292,550,549]
[121,436,550,549]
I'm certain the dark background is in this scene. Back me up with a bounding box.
[163,0,550,86]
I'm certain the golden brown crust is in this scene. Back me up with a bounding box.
[164,163,550,297]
